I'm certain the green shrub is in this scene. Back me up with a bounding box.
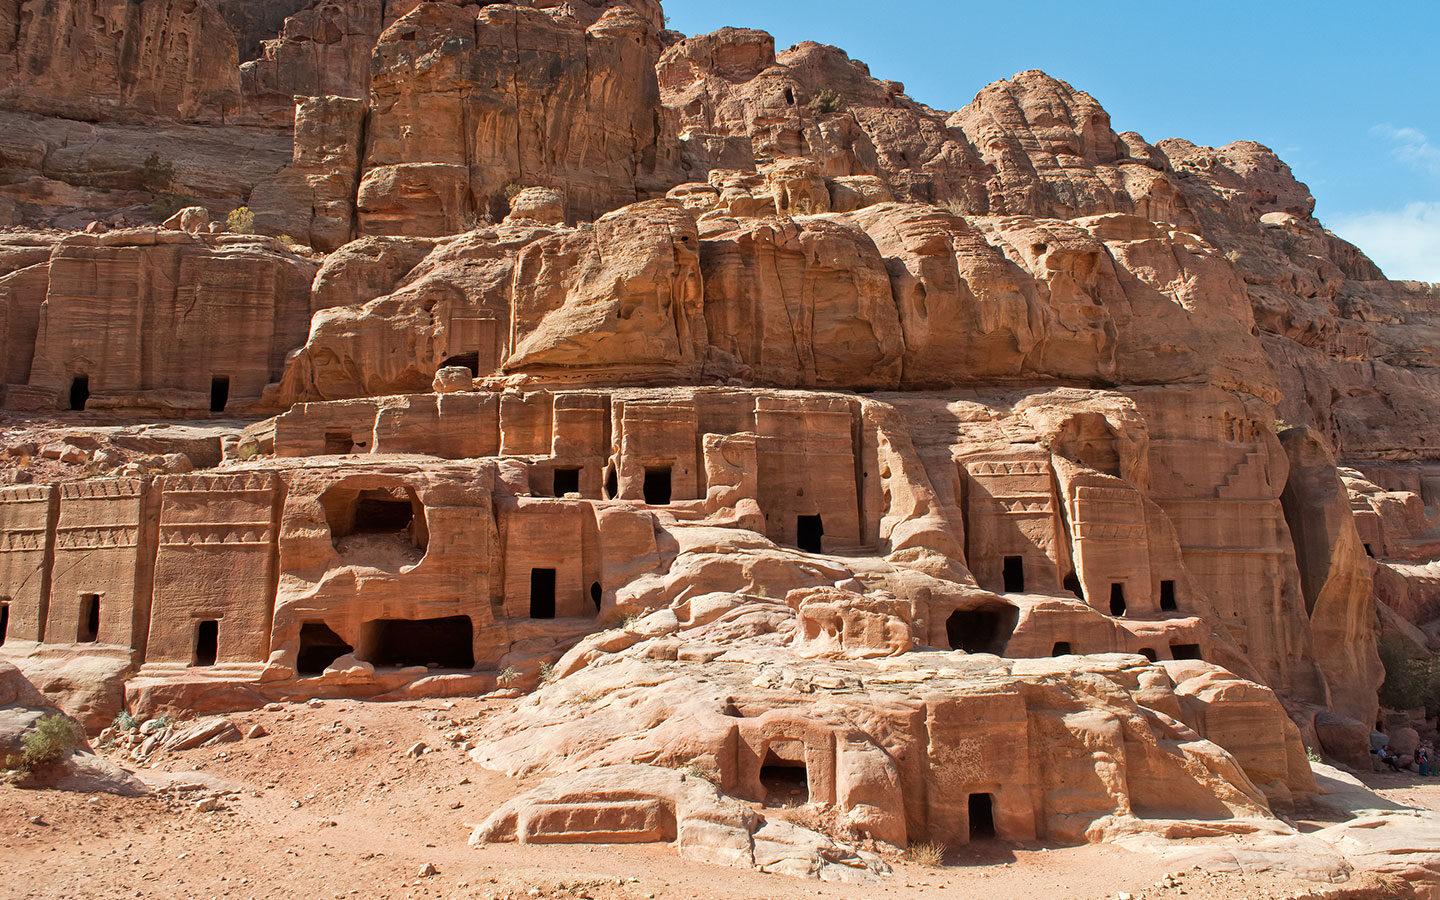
[21,714,82,770]
[226,206,256,235]
[810,88,844,115]
[496,666,518,687]
[538,661,555,682]
[112,710,138,732]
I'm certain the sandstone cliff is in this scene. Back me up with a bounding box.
[1,3,1437,893]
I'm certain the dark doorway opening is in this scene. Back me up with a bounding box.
[361,616,473,669]
[553,467,581,497]
[1109,583,1127,617]
[968,793,996,840]
[1170,643,1203,660]
[193,620,218,667]
[945,606,1016,655]
[1363,543,1375,558]
[1063,572,1084,601]
[1051,641,1072,656]
[604,467,618,500]
[297,622,353,675]
[209,376,230,413]
[589,582,602,611]
[354,494,414,533]
[78,594,100,643]
[530,568,557,619]
[643,467,672,505]
[0,601,8,646]
[797,515,824,553]
[324,431,355,455]
[783,87,795,105]
[1159,580,1177,611]
[440,351,481,376]
[759,749,808,806]
[1138,647,1157,662]
[69,375,89,411]
[1002,556,1025,593]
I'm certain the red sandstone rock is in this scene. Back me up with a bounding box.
[0,6,1437,893]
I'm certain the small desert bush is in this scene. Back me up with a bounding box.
[112,710,139,732]
[20,714,82,771]
[810,88,844,115]
[681,760,717,783]
[903,840,948,867]
[496,666,518,687]
[538,661,555,682]
[226,206,256,234]
[1306,745,1323,763]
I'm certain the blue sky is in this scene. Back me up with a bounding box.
[665,0,1440,282]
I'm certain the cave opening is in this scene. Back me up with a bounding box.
[324,431,355,455]
[1063,572,1084,600]
[360,616,474,669]
[553,467,581,497]
[759,748,809,806]
[1051,641,1072,656]
[297,622,352,675]
[945,605,1017,655]
[440,351,481,376]
[1170,643,1203,660]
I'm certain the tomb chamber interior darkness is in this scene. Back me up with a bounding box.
[0,3,1436,889]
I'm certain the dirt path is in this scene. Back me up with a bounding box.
[3,697,1433,900]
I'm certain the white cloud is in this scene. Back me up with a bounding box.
[1373,124,1440,174]
[1329,202,1440,282]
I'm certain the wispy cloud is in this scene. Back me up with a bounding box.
[1330,202,1440,282]
[1373,124,1440,174]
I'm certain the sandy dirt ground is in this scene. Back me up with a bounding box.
[3,696,1436,900]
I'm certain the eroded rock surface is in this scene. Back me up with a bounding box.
[0,4,1437,896]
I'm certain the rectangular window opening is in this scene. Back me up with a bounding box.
[69,375,89,411]
[1109,583,1127,617]
[1170,642,1203,660]
[1002,556,1025,593]
[796,515,824,553]
[643,466,672,505]
[553,467,581,497]
[530,568,557,619]
[193,620,218,667]
[78,594,100,643]
[323,431,355,455]
[968,792,996,840]
[1159,580,1177,611]
[209,376,230,413]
